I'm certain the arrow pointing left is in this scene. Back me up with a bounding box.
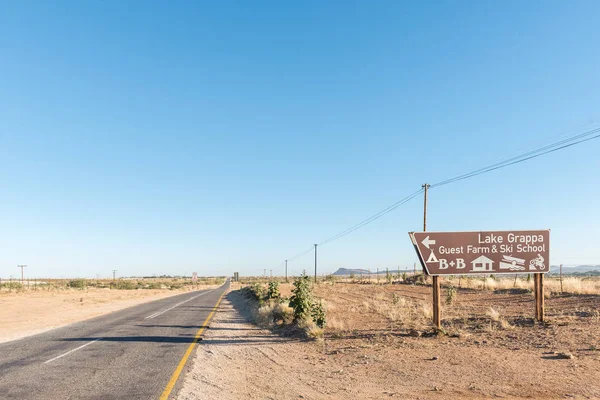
[422,235,436,249]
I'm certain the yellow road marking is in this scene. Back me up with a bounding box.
[159,289,227,400]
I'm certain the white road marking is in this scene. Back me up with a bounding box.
[144,290,213,320]
[44,339,100,364]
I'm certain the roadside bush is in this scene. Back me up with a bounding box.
[298,318,323,340]
[311,300,326,328]
[256,301,294,328]
[289,274,313,321]
[111,280,135,290]
[267,281,280,299]
[68,279,86,289]
[288,273,327,330]
[1,282,23,291]
[250,283,265,302]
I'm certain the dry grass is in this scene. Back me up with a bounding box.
[326,316,346,331]
[485,307,512,330]
[443,275,599,295]
[298,319,324,340]
[254,300,294,328]
[360,291,433,329]
[0,277,225,294]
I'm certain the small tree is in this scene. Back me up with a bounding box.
[267,281,280,299]
[289,273,313,322]
[311,300,326,328]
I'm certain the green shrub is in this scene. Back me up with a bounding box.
[147,282,162,289]
[289,273,313,322]
[68,279,86,289]
[311,300,326,328]
[250,283,265,300]
[267,281,280,299]
[111,280,135,290]
[1,282,23,290]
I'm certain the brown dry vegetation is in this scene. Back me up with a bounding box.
[0,277,225,293]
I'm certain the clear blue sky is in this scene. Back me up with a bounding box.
[1,1,599,279]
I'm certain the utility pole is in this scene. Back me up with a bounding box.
[422,185,429,233]
[314,244,318,283]
[18,265,27,285]
[285,260,288,283]
[112,269,117,282]
[270,269,272,278]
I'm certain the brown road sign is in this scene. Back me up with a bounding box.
[409,230,550,276]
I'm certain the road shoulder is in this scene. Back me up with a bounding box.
[177,290,347,400]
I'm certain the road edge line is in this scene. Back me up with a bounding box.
[158,288,227,400]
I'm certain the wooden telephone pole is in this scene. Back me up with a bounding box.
[18,265,27,285]
[314,244,318,283]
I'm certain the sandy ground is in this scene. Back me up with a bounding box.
[178,283,600,400]
[0,286,217,343]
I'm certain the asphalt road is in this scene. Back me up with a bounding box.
[0,281,229,400]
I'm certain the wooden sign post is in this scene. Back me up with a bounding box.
[410,230,550,327]
[534,273,545,322]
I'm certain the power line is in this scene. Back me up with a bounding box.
[281,188,424,267]
[279,125,600,270]
[275,188,425,274]
[288,246,314,262]
[318,188,424,246]
[431,127,600,188]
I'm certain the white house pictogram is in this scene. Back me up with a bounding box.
[470,255,494,272]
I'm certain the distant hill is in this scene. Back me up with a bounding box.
[549,265,600,275]
[331,268,370,276]
[331,268,413,276]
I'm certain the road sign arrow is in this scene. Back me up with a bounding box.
[422,235,436,249]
